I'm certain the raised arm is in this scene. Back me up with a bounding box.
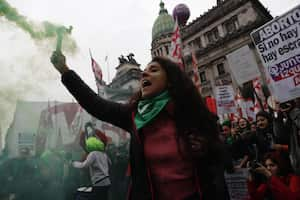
[50,51,133,132]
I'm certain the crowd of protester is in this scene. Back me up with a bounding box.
[1,51,300,199]
[1,101,300,200]
[0,141,130,200]
[220,98,300,200]
[1,100,300,200]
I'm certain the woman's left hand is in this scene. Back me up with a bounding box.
[254,163,272,178]
[189,135,208,156]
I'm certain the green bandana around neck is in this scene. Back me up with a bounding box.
[134,91,171,130]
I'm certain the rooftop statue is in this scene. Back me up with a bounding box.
[127,53,139,65]
[118,55,128,64]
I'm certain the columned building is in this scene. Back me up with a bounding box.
[151,0,273,98]
[106,53,142,102]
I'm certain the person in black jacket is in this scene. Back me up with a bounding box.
[50,51,224,200]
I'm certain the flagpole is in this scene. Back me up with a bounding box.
[88,50,99,123]
[88,48,99,95]
[89,48,93,59]
[105,54,110,83]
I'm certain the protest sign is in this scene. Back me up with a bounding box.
[227,45,261,85]
[224,169,249,200]
[216,85,236,115]
[251,5,300,102]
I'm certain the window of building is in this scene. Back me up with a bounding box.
[217,63,226,76]
[200,71,207,83]
[165,45,169,55]
[206,28,219,43]
[224,16,238,34]
[194,37,202,48]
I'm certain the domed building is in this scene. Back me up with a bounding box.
[151,0,273,99]
[151,1,174,57]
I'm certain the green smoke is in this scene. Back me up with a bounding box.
[0,0,77,53]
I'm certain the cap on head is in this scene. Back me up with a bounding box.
[86,137,105,152]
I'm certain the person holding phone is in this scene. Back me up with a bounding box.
[247,152,300,200]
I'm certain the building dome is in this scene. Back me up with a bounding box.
[152,1,175,40]
[173,4,190,26]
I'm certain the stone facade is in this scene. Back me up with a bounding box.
[106,54,142,102]
[151,0,273,98]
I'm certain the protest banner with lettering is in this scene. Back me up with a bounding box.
[224,169,249,200]
[216,85,236,115]
[226,45,261,85]
[251,4,300,102]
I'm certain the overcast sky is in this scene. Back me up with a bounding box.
[0,0,299,140]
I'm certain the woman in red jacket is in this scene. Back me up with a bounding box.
[247,152,300,200]
[50,51,224,200]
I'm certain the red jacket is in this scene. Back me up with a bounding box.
[247,175,300,200]
[138,103,199,200]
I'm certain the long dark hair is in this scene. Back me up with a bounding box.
[130,56,220,161]
[263,152,291,176]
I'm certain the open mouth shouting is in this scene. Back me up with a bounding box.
[140,61,168,98]
[142,79,152,88]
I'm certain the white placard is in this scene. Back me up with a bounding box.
[216,85,236,115]
[224,169,249,200]
[251,4,300,102]
[227,45,261,85]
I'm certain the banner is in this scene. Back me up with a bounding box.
[216,85,236,115]
[6,101,130,158]
[251,5,300,102]
[226,45,261,85]
[224,169,249,200]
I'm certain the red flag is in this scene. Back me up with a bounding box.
[191,49,201,92]
[234,90,244,117]
[229,113,239,122]
[254,94,261,114]
[245,98,255,122]
[170,19,184,70]
[91,57,103,89]
[253,78,264,99]
[252,77,268,111]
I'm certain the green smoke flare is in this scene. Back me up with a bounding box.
[0,0,77,53]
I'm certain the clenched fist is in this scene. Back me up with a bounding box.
[50,51,69,74]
